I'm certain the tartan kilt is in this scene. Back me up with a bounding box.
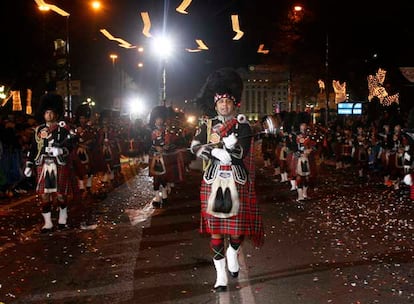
[164,152,184,183]
[341,144,352,156]
[286,152,298,178]
[354,146,368,164]
[387,152,404,176]
[90,146,107,174]
[36,161,74,196]
[200,175,264,247]
[71,148,91,178]
[274,146,282,167]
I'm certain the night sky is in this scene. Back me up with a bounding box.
[1,0,414,113]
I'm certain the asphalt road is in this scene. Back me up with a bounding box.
[1,148,414,304]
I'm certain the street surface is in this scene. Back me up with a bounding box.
[1,144,414,304]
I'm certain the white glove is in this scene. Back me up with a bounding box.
[222,133,238,149]
[403,174,413,186]
[24,167,32,177]
[51,147,63,156]
[211,148,232,164]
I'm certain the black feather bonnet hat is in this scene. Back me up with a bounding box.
[38,93,64,120]
[149,105,168,128]
[75,104,92,121]
[195,67,243,117]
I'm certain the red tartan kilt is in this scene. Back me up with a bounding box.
[274,146,281,166]
[180,149,192,165]
[71,149,91,178]
[164,152,184,183]
[308,151,318,178]
[341,144,352,156]
[121,140,143,157]
[354,146,367,163]
[380,151,388,168]
[36,162,73,195]
[333,142,342,161]
[387,153,404,174]
[89,146,107,174]
[199,175,264,247]
[286,152,298,178]
[111,147,121,167]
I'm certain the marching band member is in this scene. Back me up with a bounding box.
[24,93,75,233]
[148,106,169,208]
[73,104,95,196]
[190,68,264,292]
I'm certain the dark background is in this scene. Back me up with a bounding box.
[1,0,414,113]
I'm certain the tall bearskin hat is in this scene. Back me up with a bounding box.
[37,93,64,120]
[74,104,91,124]
[149,105,168,128]
[195,67,243,117]
[99,109,112,124]
[75,104,91,120]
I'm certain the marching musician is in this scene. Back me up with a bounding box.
[148,106,169,208]
[24,93,75,233]
[190,68,264,292]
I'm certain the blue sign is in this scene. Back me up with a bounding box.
[337,102,362,115]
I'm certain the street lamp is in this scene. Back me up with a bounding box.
[109,53,118,67]
[151,35,173,106]
[37,2,72,118]
[109,54,123,111]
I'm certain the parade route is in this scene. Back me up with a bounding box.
[1,155,414,303]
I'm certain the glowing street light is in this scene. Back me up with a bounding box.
[151,35,173,106]
[109,53,118,67]
[36,0,72,117]
[90,1,101,11]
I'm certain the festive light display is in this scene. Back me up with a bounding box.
[26,88,32,115]
[367,68,399,106]
[332,80,346,103]
[100,29,135,48]
[140,12,152,38]
[12,90,22,112]
[185,39,208,52]
[231,14,244,40]
[257,44,269,54]
[318,79,325,92]
[176,0,192,14]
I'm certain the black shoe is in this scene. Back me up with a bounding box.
[152,201,161,208]
[212,285,227,293]
[229,270,239,278]
[58,224,68,230]
[40,227,53,234]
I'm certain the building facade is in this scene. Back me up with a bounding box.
[238,65,301,122]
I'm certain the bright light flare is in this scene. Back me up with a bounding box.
[293,5,303,12]
[128,98,145,115]
[151,35,173,59]
[187,115,196,124]
[91,1,101,10]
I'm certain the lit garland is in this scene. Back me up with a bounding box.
[176,0,192,14]
[332,80,346,103]
[140,12,152,38]
[100,29,135,48]
[231,15,244,40]
[367,68,399,106]
[12,90,22,111]
[257,44,269,54]
[26,89,32,115]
